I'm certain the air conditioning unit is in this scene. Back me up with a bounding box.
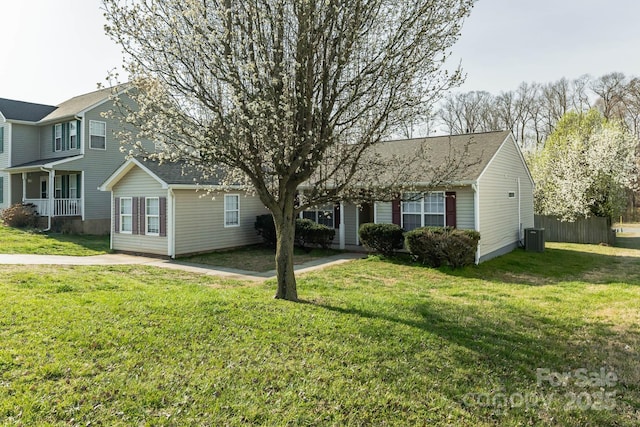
[524,228,545,252]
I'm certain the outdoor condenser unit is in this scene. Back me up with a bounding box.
[524,228,545,252]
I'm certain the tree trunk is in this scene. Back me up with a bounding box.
[274,206,298,301]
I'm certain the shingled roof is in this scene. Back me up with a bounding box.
[140,159,224,186]
[369,130,512,184]
[40,85,127,123]
[0,98,57,122]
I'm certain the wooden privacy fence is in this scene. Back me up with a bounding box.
[534,215,616,245]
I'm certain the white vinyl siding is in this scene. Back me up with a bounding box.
[89,120,106,150]
[174,190,268,256]
[375,202,393,224]
[224,194,240,227]
[477,136,535,261]
[112,166,168,255]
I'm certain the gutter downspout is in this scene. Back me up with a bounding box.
[168,188,176,258]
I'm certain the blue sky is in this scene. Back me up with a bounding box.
[1,0,639,105]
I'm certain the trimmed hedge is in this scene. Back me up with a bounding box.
[255,214,277,247]
[1,203,39,229]
[358,223,404,256]
[405,226,480,268]
[295,218,335,250]
[255,214,335,250]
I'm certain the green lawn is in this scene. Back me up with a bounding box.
[0,225,110,256]
[0,243,638,425]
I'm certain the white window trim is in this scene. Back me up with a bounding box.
[145,197,160,236]
[69,174,78,199]
[224,194,240,228]
[401,191,446,230]
[69,121,77,150]
[120,197,133,234]
[89,120,107,150]
[54,124,63,152]
[54,175,62,199]
[303,207,335,228]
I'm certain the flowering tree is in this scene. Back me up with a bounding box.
[529,109,638,221]
[102,0,474,301]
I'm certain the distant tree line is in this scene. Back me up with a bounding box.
[434,72,640,149]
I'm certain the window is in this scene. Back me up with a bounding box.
[146,197,160,235]
[69,174,78,198]
[120,197,133,233]
[224,194,240,227]
[54,124,63,152]
[89,120,106,150]
[40,177,48,199]
[303,206,334,228]
[401,192,445,231]
[69,121,77,149]
[54,176,62,199]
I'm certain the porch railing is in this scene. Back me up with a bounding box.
[24,199,82,217]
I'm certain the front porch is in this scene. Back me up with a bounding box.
[24,198,82,217]
[12,170,83,218]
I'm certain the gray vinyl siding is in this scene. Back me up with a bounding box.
[375,202,393,224]
[39,123,82,160]
[11,123,40,166]
[342,203,358,245]
[112,166,168,255]
[10,176,21,205]
[174,190,268,256]
[79,102,129,220]
[477,136,534,259]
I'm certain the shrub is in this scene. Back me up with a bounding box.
[405,226,480,268]
[255,215,335,250]
[295,218,335,250]
[0,203,39,229]
[358,223,404,256]
[255,214,277,247]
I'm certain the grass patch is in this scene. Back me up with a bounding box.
[0,243,638,425]
[0,225,110,256]
[181,245,342,272]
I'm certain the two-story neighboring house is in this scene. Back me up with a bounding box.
[0,86,131,234]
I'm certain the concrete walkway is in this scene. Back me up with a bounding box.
[0,252,366,282]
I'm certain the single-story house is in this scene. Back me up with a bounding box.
[100,130,534,262]
[98,158,269,257]
[313,130,535,262]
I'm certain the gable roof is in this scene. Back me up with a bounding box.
[39,85,127,123]
[0,98,57,122]
[369,130,513,185]
[99,157,225,191]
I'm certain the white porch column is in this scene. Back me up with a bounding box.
[339,201,345,250]
[21,173,27,202]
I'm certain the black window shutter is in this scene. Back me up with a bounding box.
[159,197,167,237]
[132,197,139,235]
[139,197,146,236]
[114,197,120,234]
